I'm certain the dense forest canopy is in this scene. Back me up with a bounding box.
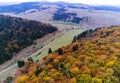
[0,15,57,64]
[16,26,120,83]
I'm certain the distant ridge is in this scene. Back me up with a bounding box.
[0,1,120,14]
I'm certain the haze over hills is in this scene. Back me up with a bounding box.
[1,1,120,13]
[0,1,120,29]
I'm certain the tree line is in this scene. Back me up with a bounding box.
[0,15,57,65]
[52,8,83,23]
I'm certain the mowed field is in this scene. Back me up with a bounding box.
[33,21,83,62]
[49,21,81,30]
[33,29,83,62]
[0,22,83,82]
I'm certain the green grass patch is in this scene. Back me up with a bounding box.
[33,29,83,62]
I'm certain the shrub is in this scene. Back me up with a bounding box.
[35,67,43,76]
[48,48,52,54]
[58,48,63,55]
[72,45,78,51]
[17,60,25,68]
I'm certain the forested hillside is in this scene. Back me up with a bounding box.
[52,8,83,23]
[15,26,120,83]
[0,15,57,64]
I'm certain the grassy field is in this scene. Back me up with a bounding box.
[33,29,83,62]
[49,21,82,30]
[32,21,83,61]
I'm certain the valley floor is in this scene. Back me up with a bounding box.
[0,30,61,82]
[0,27,83,82]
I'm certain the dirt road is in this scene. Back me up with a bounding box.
[0,30,62,82]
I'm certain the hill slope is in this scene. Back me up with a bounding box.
[0,15,57,65]
[15,26,120,83]
[1,2,120,29]
[1,2,120,13]
[0,2,49,14]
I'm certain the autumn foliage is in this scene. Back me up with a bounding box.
[0,15,57,64]
[16,26,120,83]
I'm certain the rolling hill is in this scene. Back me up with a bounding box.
[0,2,49,14]
[15,26,120,83]
[1,1,120,29]
[1,1,120,83]
[0,15,57,65]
